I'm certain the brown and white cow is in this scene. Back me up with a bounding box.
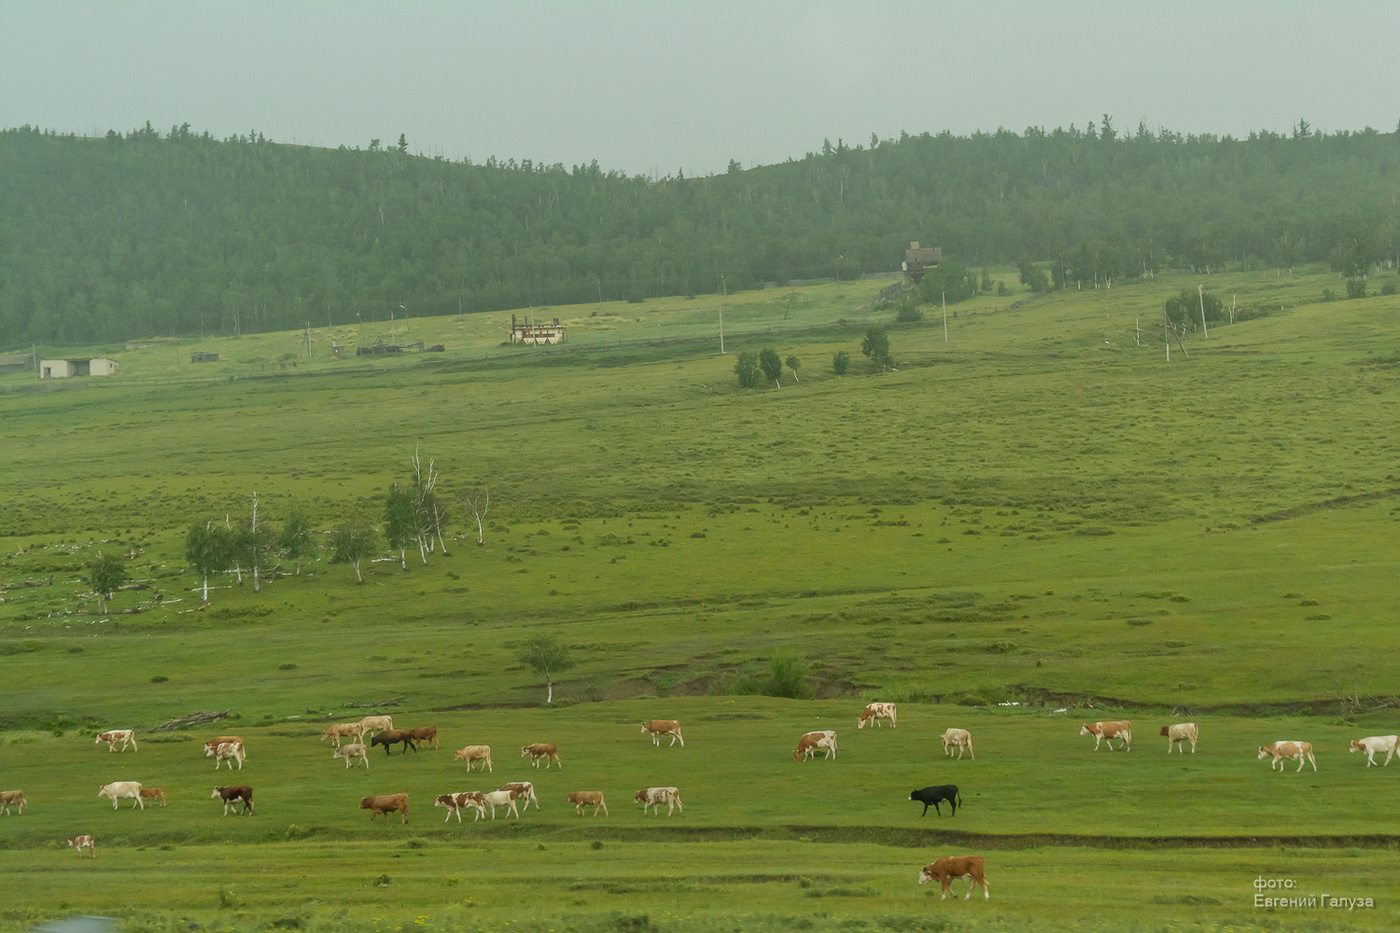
[435,792,486,822]
[521,743,561,769]
[139,787,167,807]
[858,702,897,730]
[1161,723,1199,754]
[333,742,370,769]
[918,856,990,900]
[793,730,838,762]
[641,720,684,747]
[1349,735,1399,767]
[204,735,244,755]
[567,791,608,816]
[212,785,254,815]
[939,728,975,760]
[95,730,137,753]
[454,745,493,772]
[1080,720,1132,751]
[0,790,25,816]
[360,793,408,823]
[635,786,683,816]
[320,723,364,748]
[357,715,394,740]
[481,788,521,820]
[97,781,143,809]
[1259,741,1316,772]
[67,834,96,858]
[499,781,540,811]
[407,726,438,749]
[207,740,245,770]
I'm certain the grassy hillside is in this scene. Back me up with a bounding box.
[2,269,1399,932]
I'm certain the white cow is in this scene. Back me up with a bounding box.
[1258,741,1317,772]
[793,730,837,762]
[97,781,144,809]
[453,745,493,772]
[95,730,137,753]
[939,728,975,760]
[1349,735,1399,767]
[634,786,683,816]
[1161,723,1199,754]
[332,742,370,769]
[435,792,486,822]
[858,702,897,729]
[357,715,394,740]
[206,741,245,770]
[481,788,521,820]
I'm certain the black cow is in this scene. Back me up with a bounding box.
[909,784,961,816]
[370,729,419,755]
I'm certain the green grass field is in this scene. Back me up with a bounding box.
[3,268,1400,932]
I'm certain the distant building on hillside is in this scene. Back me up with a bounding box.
[190,352,219,363]
[0,351,36,373]
[40,357,118,379]
[902,241,942,284]
[510,314,565,345]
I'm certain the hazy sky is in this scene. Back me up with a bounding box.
[3,1,1398,177]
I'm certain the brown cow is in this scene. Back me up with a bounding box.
[918,856,990,900]
[521,743,561,769]
[435,792,485,822]
[0,790,25,816]
[793,730,837,762]
[641,720,684,747]
[370,730,418,755]
[407,726,438,749]
[139,787,167,807]
[211,786,253,815]
[1080,720,1132,751]
[499,781,540,811]
[1258,741,1317,772]
[360,793,409,823]
[567,791,608,816]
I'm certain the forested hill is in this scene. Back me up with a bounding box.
[4,119,1399,346]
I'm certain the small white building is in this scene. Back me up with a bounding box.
[39,357,119,379]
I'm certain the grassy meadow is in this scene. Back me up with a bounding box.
[3,268,1400,932]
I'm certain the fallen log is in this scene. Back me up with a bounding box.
[152,709,230,732]
[342,695,407,709]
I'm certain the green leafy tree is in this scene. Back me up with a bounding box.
[516,635,576,705]
[785,355,801,382]
[861,326,892,371]
[734,350,760,388]
[383,482,418,570]
[832,350,850,375]
[279,499,313,574]
[185,520,235,604]
[1164,288,1223,328]
[1017,255,1049,292]
[758,347,783,387]
[87,550,129,615]
[330,517,378,584]
[235,491,276,593]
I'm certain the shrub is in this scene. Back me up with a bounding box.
[832,350,850,375]
[1346,278,1368,299]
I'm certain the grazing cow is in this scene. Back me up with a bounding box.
[212,785,254,815]
[370,729,418,755]
[793,730,838,762]
[1080,720,1132,751]
[939,728,975,760]
[435,792,486,822]
[333,742,370,769]
[360,793,408,823]
[95,730,137,753]
[97,781,143,810]
[204,735,244,754]
[634,786,683,816]
[67,834,96,858]
[357,715,394,740]
[567,791,608,816]
[909,785,961,817]
[918,856,990,900]
[641,720,684,747]
[521,743,561,769]
[858,702,897,730]
[320,723,364,748]
[139,787,167,807]
[1161,723,1199,754]
[1259,741,1317,772]
[206,740,245,770]
[0,790,25,816]
[1349,735,1399,767]
[454,745,493,772]
[481,788,521,820]
[499,781,540,811]
[407,726,438,749]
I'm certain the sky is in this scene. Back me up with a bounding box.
[3,1,1399,178]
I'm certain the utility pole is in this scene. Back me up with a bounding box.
[1198,284,1208,337]
[719,274,726,353]
[942,291,948,344]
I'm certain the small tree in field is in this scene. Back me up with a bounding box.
[861,326,892,371]
[516,635,575,704]
[330,518,378,583]
[734,351,760,389]
[786,355,801,382]
[832,350,850,375]
[236,492,277,593]
[185,520,235,604]
[280,499,313,574]
[383,482,417,570]
[465,486,490,546]
[758,347,783,387]
[87,551,129,615]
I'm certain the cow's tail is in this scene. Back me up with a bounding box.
[957,789,963,807]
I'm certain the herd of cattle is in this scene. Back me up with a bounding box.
[6,704,1400,899]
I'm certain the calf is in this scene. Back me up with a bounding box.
[453,745,493,772]
[1080,720,1132,751]
[333,742,370,769]
[641,720,684,747]
[858,702,897,730]
[67,834,96,858]
[1259,741,1317,772]
[521,743,561,769]
[499,781,540,811]
[918,856,990,900]
[320,723,363,748]
[909,785,961,817]
[139,787,167,807]
[95,730,137,753]
[357,715,394,740]
[407,726,438,749]
[207,741,245,770]
[360,793,409,823]
[370,730,418,755]
[212,785,254,815]
[435,792,486,822]
[481,788,521,820]
[1161,723,1199,754]
[634,786,683,816]
[97,781,143,810]
[567,791,608,816]
[0,790,25,816]
[1349,735,1399,767]
[793,730,837,762]
[204,735,244,755]
[939,728,975,760]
